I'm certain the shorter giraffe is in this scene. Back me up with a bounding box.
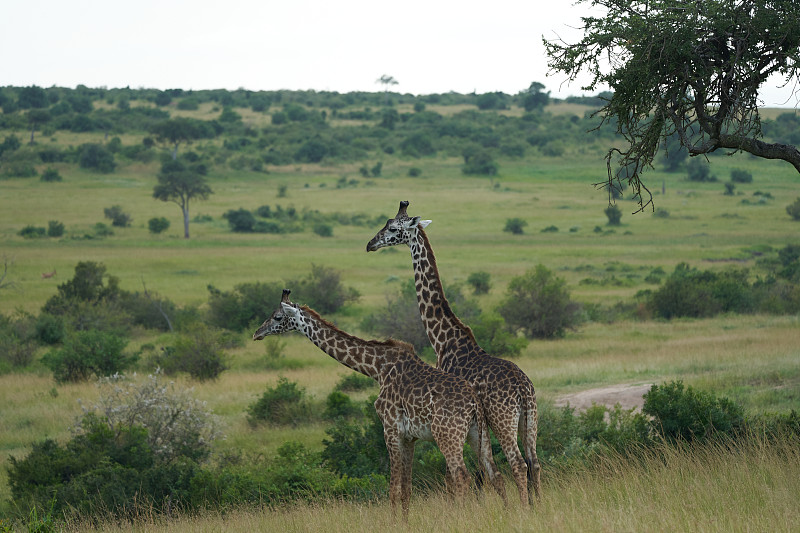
[253,289,506,518]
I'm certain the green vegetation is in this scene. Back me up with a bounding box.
[0,84,798,530]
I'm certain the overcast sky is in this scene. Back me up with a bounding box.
[3,0,798,107]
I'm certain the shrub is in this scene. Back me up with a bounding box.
[504,217,527,234]
[730,169,753,183]
[408,167,422,177]
[75,372,222,464]
[498,264,582,339]
[313,223,333,237]
[289,264,360,314]
[462,149,498,176]
[41,329,135,383]
[334,373,375,393]
[18,225,46,239]
[323,390,362,420]
[47,220,64,237]
[466,271,491,295]
[35,312,66,345]
[148,216,170,234]
[0,312,38,369]
[206,281,283,331]
[78,143,116,173]
[321,402,388,478]
[40,168,62,182]
[223,208,256,232]
[643,381,744,442]
[467,313,528,358]
[787,197,800,221]
[361,279,430,355]
[247,377,312,426]
[154,325,228,381]
[605,204,622,225]
[647,263,754,318]
[686,158,715,182]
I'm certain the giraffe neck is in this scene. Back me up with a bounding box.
[296,306,384,381]
[409,229,478,369]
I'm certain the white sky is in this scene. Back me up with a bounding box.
[2,0,798,107]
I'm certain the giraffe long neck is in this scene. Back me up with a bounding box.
[297,307,383,380]
[409,229,477,369]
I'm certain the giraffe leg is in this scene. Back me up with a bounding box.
[433,423,469,502]
[400,439,415,517]
[490,416,529,506]
[383,428,411,520]
[467,417,507,505]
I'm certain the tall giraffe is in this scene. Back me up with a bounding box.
[366,201,541,505]
[253,289,507,518]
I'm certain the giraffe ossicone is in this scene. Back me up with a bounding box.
[253,289,507,518]
[367,201,542,505]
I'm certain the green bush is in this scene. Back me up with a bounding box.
[686,158,715,182]
[247,377,312,426]
[504,217,527,234]
[643,381,744,442]
[47,220,64,237]
[223,208,256,232]
[41,329,135,383]
[604,205,622,225]
[462,149,498,176]
[0,312,38,370]
[323,390,362,420]
[466,271,491,294]
[467,313,528,358]
[103,205,131,227]
[730,168,753,183]
[154,325,228,381]
[78,143,115,173]
[206,281,283,331]
[40,168,62,182]
[148,216,170,234]
[334,373,375,393]
[18,225,46,239]
[360,278,430,355]
[288,264,360,314]
[787,197,800,221]
[34,312,66,345]
[647,263,755,318]
[321,401,388,478]
[498,264,582,339]
[313,223,333,237]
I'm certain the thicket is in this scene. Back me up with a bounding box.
[13,374,796,526]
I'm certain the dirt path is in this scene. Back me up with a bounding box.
[554,383,653,412]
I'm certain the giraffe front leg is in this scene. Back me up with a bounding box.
[383,428,408,519]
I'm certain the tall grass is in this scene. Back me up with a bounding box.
[61,435,799,533]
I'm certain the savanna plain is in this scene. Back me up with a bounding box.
[1,102,799,532]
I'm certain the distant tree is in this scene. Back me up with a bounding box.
[787,197,800,221]
[153,160,212,239]
[79,143,116,173]
[662,133,688,172]
[16,86,48,110]
[519,81,550,112]
[150,118,206,160]
[605,204,622,225]
[26,109,51,144]
[376,74,399,105]
[545,0,800,211]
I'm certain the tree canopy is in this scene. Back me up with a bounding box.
[153,160,212,238]
[545,0,800,211]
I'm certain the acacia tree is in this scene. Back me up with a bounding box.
[376,74,399,105]
[545,0,800,211]
[150,118,208,160]
[153,160,212,239]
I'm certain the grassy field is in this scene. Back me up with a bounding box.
[1,125,799,529]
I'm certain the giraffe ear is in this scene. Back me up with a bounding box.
[281,302,300,317]
[407,216,432,230]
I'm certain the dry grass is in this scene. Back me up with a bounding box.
[63,436,799,533]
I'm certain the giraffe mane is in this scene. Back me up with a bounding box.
[299,305,417,353]
[417,228,481,347]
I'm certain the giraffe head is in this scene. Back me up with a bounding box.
[366,201,431,252]
[253,289,303,340]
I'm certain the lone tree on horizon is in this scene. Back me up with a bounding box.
[376,74,399,105]
[545,0,800,212]
[153,159,212,239]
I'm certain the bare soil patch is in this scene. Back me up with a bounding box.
[554,383,653,412]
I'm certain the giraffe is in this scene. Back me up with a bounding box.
[253,289,507,518]
[366,201,541,505]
